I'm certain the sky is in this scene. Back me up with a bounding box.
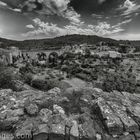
[0,0,140,40]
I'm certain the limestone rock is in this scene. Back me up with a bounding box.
[96,133,102,140]
[25,103,39,116]
[48,87,61,96]
[53,104,65,115]
[39,108,52,123]
[108,101,139,133]
[37,124,50,134]
[51,114,65,124]
[0,89,13,96]
[6,108,24,117]
[0,86,140,140]
[96,98,123,135]
[51,123,65,135]
[70,120,79,137]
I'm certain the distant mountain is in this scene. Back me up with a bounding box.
[0,34,140,51]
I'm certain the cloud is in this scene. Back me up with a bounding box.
[22,0,38,12]
[0,0,70,15]
[98,0,106,4]
[31,0,82,25]
[12,8,21,12]
[23,24,66,38]
[119,0,140,15]
[9,8,21,12]
[0,0,24,9]
[0,29,2,34]
[50,0,69,13]
[64,8,83,26]
[112,33,140,40]
[0,0,22,12]
[87,22,124,35]
[112,19,132,28]
[0,1,7,6]
[22,18,125,39]
[92,14,103,19]
[21,0,70,15]
[23,18,66,38]
[26,24,35,29]
[1,0,82,27]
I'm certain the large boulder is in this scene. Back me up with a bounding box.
[95,98,123,135]
[51,123,65,135]
[70,120,79,137]
[127,103,140,126]
[107,101,139,133]
[37,124,50,134]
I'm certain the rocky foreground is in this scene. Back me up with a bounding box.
[1,86,140,140]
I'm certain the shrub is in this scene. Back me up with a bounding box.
[23,73,33,85]
[31,78,61,91]
[76,73,91,81]
[102,72,136,93]
[31,79,48,91]
[0,67,21,90]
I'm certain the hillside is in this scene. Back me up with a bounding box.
[0,34,140,50]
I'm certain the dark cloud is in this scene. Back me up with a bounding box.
[0,0,140,40]
[70,0,124,15]
[0,0,25,9]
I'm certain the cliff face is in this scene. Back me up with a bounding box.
[0,86,140,140]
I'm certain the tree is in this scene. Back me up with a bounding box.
[48,52,59,67]
[84,48,91,58]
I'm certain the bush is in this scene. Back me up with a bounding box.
[31,78,61,91]
[31,79,48,91]
[76,73,91,81]
[23,73,33,85]
[47,79,61,89]
[19,64,34,75]
[102,72,136,93]
[0,67,21,90]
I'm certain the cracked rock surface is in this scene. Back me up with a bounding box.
[1,87,140,140]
